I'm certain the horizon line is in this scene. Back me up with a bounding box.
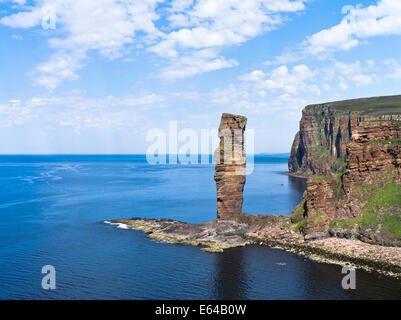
[0,152,290,156]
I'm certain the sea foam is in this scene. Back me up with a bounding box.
[104,220,129,229]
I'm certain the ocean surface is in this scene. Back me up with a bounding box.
[0,154,400,299]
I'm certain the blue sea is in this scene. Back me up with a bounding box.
[0,154,400,299]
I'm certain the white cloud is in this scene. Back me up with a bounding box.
[1,0,163,88]
[159,49,238,79]
[306,0,401,55]
[339,80,348,91]
[264,49,303,66]
[11,34,23,40]
[210,84,249,104]
[383,59,401,79]
[1,8,42,28]
[0,93,164,130]
[238,70,266,82]
[0,99,31,127]
[240,64,318,95]
[323,60,374,87]
[34,53,84,89]
[225,58,382,112]
[264,65,316,94]
[204,62,327,118]
[348,73,373,86]
[323,84,331,91]
[151,0,306,78]
[0,0,306,86]
[0,0,26,5]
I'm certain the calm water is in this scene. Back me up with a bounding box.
[0,154,400,299]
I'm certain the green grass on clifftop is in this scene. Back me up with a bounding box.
[290,197,306,224]
[362,182,401,214]
[329,183,401,239]
[305,95,401,115]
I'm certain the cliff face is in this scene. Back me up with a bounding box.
[288,108,353,176]
[214,113,247,220]
[290,96,401,246]
[339,120,401,218]
[289,96,401,177]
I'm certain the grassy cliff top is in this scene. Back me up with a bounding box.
[305,95,401,115]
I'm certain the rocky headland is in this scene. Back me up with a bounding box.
[289,96,401,248]
[288,95,401,177]
[107,97,401,278]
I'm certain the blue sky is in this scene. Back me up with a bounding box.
[0,0,401,154]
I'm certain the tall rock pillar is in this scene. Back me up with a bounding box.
[214,113,247,220]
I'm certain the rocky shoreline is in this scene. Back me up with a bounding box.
[283,171,309,178]
[106,218,251,253]
[106,104,401,280]
[106,216,401,279]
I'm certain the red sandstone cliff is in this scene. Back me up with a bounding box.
[289,96,401,177]
[289,96,401,246]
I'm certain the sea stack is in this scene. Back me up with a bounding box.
[214,113,247,220]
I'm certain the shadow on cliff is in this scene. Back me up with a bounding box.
[288,175,307,198]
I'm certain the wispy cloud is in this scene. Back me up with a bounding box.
[1,0,163,88]
[322,60,375,88]
[0,92,164,130]
[383,59,401,80]
[1,0,307,87]
[239,64,319,95]
[152,0,306,79]
[158,48,238,79]
[305,0,401,55]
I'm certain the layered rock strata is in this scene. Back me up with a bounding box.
[289,95,401,177]
[290,97,401,247]
[339,119,401,218]
[107,105,401,278]
[214,113,247,220]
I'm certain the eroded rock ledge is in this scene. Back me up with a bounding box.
[105,215,401,277]
[106,218,250,252]
[106,106,401,278]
